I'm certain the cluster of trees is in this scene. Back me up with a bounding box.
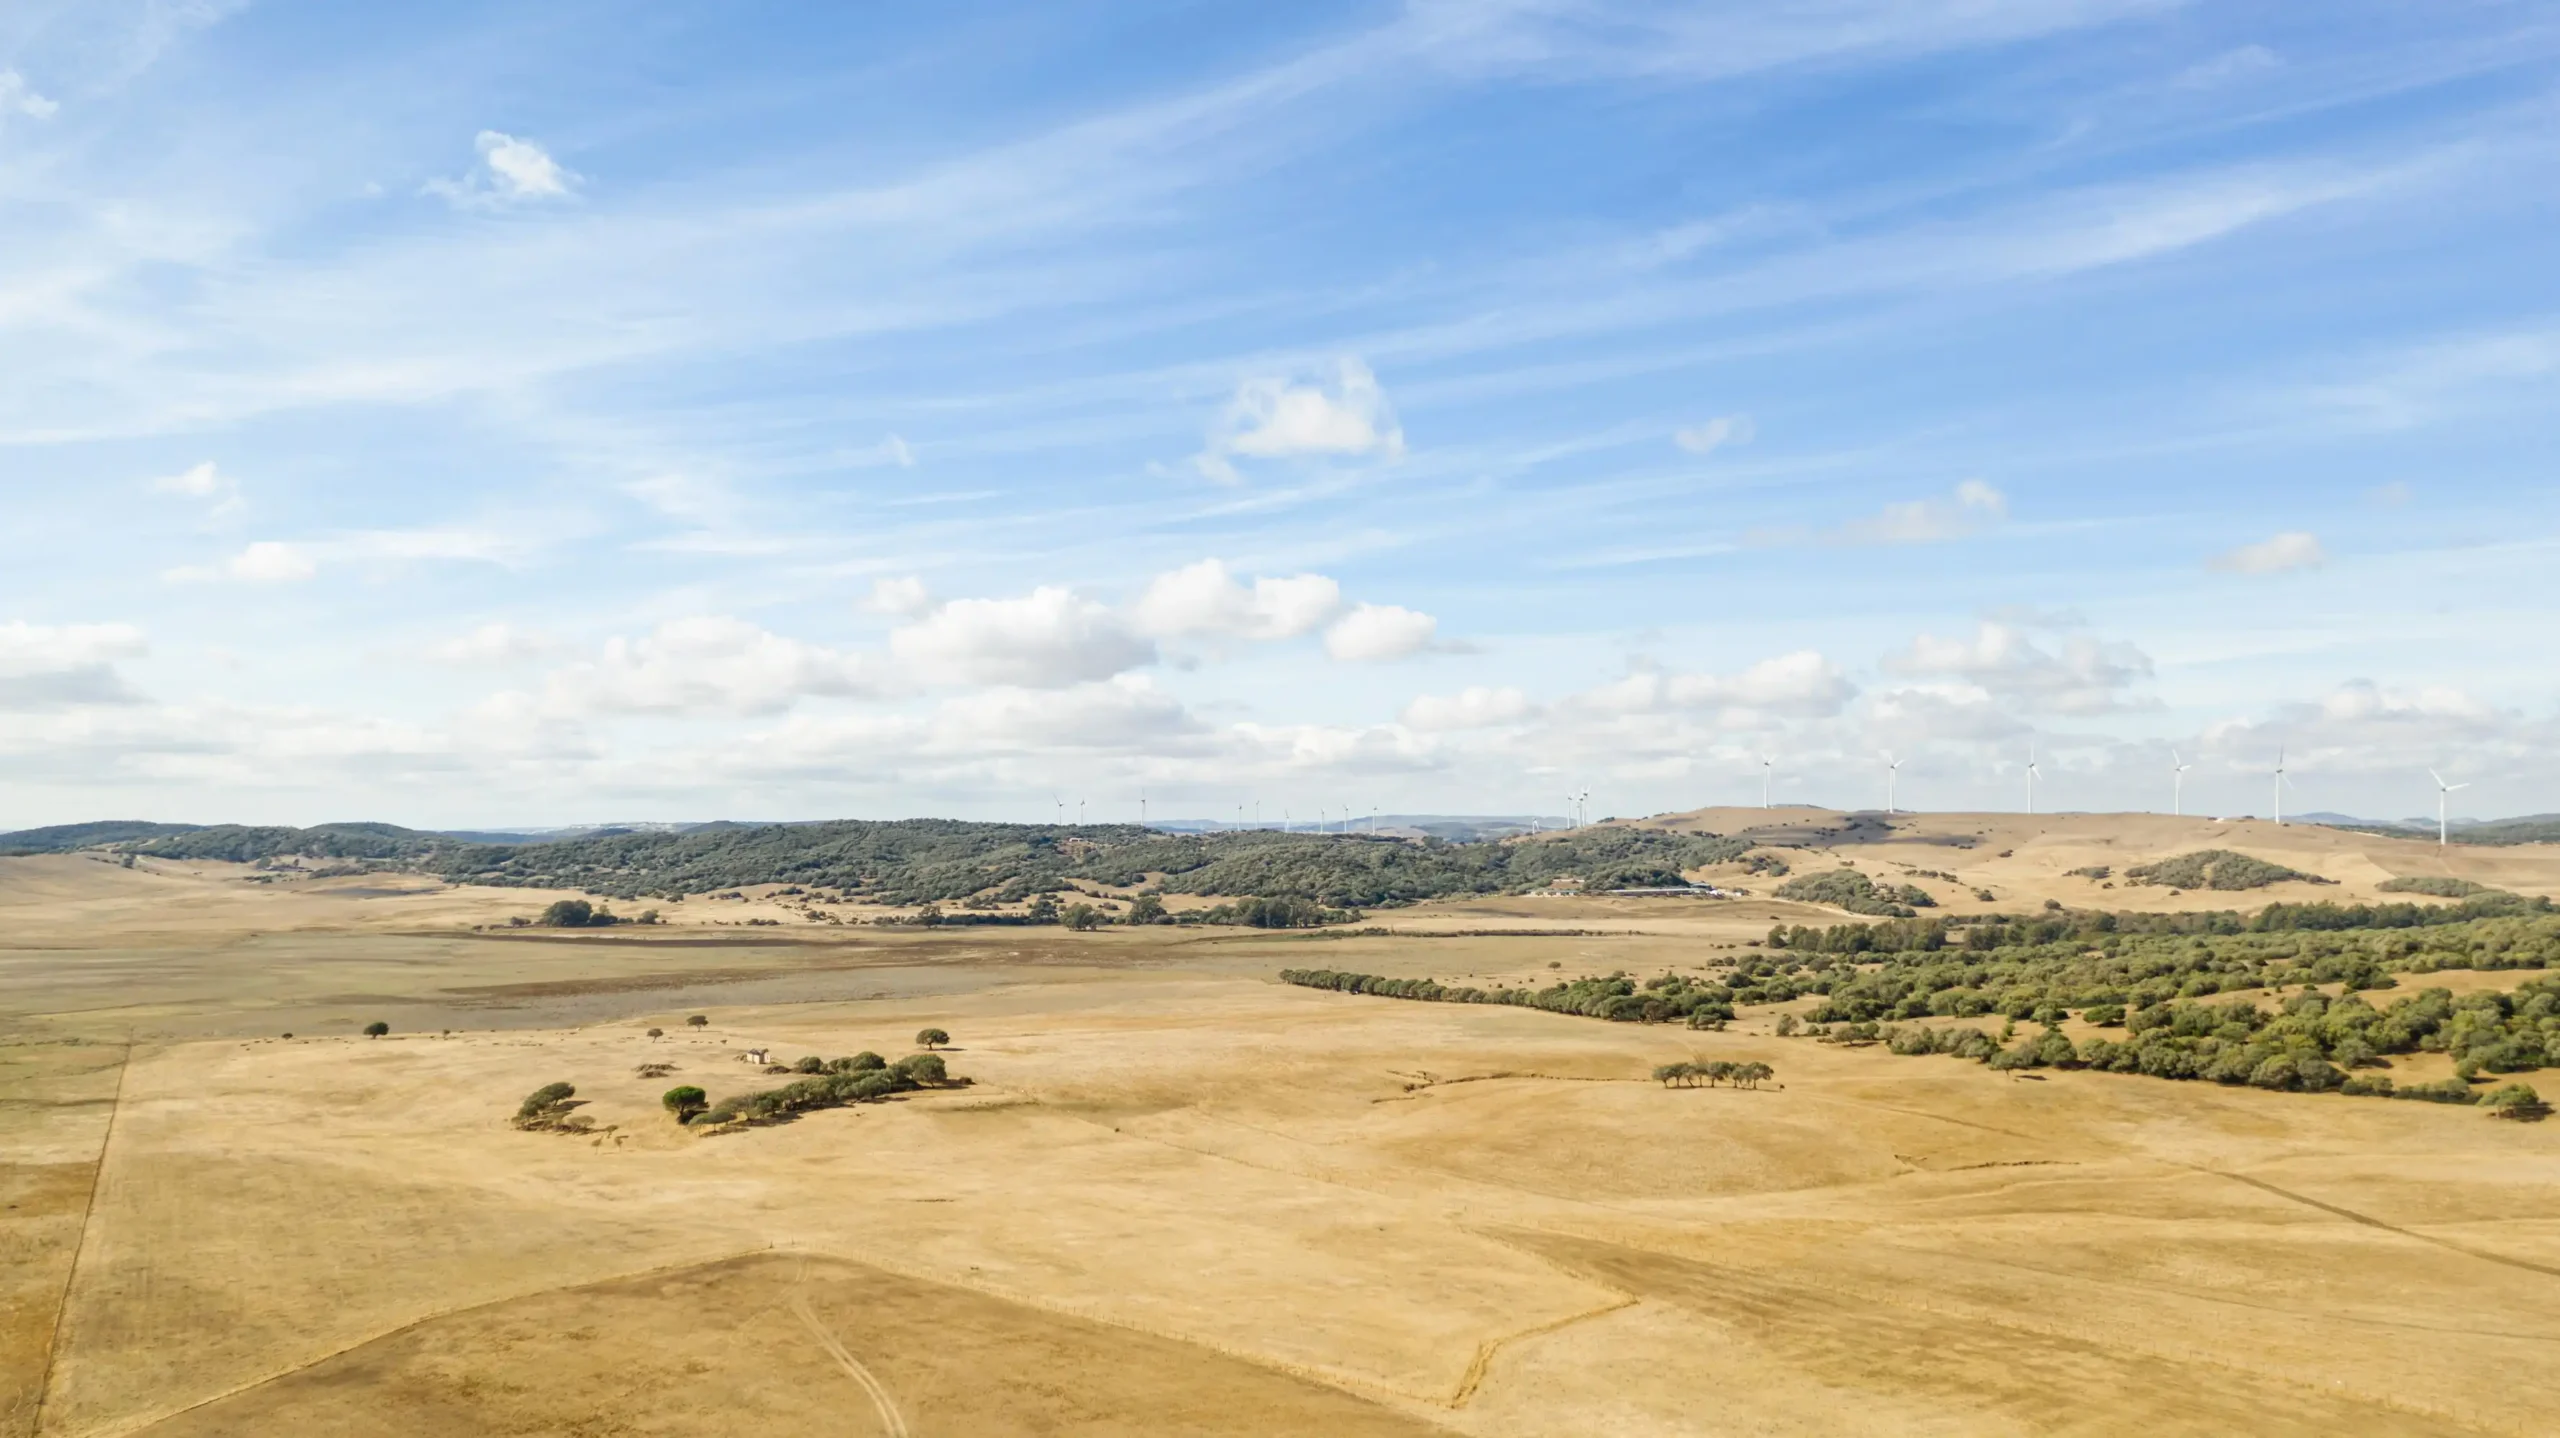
[687,1050,957,1127]
[2124,849,2332,890]
[112,821,473,864]
[431,818,1754,909]
[533,898,659,928]
[1651,1060,1775,1088]
[1772,868,1935,917]
[1279,968,1738,1027]
[2377,875,2492,898]
[1844,978,2560,1104]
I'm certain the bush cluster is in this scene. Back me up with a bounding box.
[1772,868,1934,917]
[2124,849,2332,890]
[692,1052,956,1128]
[1651,1060,1775,1088]
[1280,968,1738,1027]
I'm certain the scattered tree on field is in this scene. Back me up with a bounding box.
[646,1027,663,1039]
[662,1085,708,1122]
[917,1028,949,1051]
[687,1014,708,1029]
[362,1021,389,1037]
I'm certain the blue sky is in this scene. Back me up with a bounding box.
[4,0,2558,827]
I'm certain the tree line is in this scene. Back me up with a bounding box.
[1279,967,1738,1028]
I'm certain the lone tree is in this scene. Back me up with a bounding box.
[515,1082,576,1123]
[362,1021,389,1038]
[661,1085,708,1122]
[646,1027,664,1039]
[686,1014,709,1029]
[917,1028,950,1051]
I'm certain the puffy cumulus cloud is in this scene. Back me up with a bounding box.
[2198,681,2542,775]
[0,621,149,712]
[2208,531,2325,575]
[1672,414,1754,457]
[1228,720,1445,776]
[426,621,558,666]
[1324,603,1439,662]
[861,576,934,618]
[1132,559,1341,641]
[165,540,316,585]
[543,617,879,717]
[151,460,242,515]
[931,676,1198,752]
[1194,358,1403,483]
[1667,650,1854,717]
[1572,651,1853,721]
[1883,621,2154,714]
[428,130,578,208]
[890,587,1153,688]
[1860,685,2032,745]
[1402,685,1531,731]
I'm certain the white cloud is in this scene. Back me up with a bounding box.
[151,460,242,515]
[544,617,878,716]
[1132,559,1342,641]
[1402,685,1530,731]
[1667,650,1854,717]
[890,586,1153,687]
[427,131,578,208]
[165,540,317,584]
[0,622,149,713]
[2208,530,2325,574]
[861,576,935,618]
[1194,358,1403,483]
[1884,621,2154,714]
[426,621,557,666]
[932,675,1197,751]
[0,622,148,669]
[1672,413,1754,456]
[1829,479,2007,545]
[0,70,58,120]
[1324,603,1438,662]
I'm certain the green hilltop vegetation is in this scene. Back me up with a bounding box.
[433,820,1756,908]
[5,816,1758,909]
[1772,867,1937,917]
[2123,849,2333,890]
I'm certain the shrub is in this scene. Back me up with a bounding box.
[794,1055,826,1074]
[840,1051,887,1072]
[893,1052,948,1085]
[662,1085,708,1120]
[2377,875,2492,898]
[362,1021,389,1037]
[2480,1083,2550,1120]
[1126,893,1169,924]
[516,1081,576,1122]
[1064,902,1101,930]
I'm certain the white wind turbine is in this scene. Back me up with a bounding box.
[2272,747,2290,826]
[2171,749,2190,817]
[1760,756,1775,809]
[2429,769,2469,848]
[2024,744,2041,815]
[1883,751,1900,814]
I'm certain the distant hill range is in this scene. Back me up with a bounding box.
[0,816,1748,908]
[2304,811,2560,845]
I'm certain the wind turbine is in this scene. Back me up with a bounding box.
[2171,749,2190,817]
[2429,769,2469,848]
[2272,747,2288,826]
[1883,751,1900,815]
[2024,744,2040,815]
[1760,756,1774,809]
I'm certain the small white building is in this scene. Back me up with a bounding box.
[742,1047,770,1065]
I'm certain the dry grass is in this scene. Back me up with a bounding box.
[4,819,2559,1436]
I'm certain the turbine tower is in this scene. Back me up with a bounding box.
[2430,769,2469,848]
[2171,749,2190,817]
[2025,744,2040,815]
[2273,747,2288,826]
[1883,752,1900,815]
[1760,756,1774,809]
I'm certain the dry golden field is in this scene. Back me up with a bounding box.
[6,814,2560,1436]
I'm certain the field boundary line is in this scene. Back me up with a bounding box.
[85,1244,775,1438]
[2207,1168,2560,1280]
[30,1039,130,1438]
